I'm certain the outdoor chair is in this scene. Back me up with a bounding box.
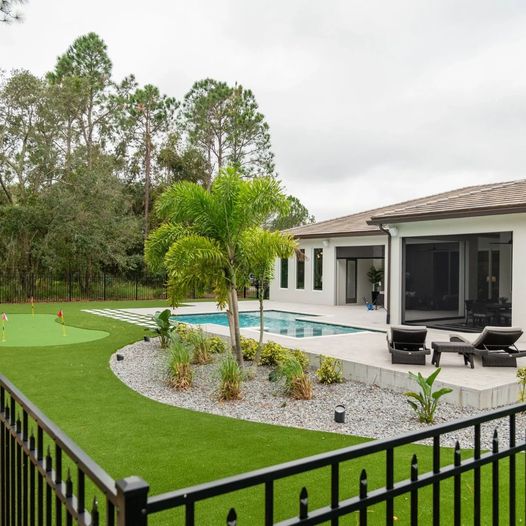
[471,302,493,327]
[450,326,526,367]
[387,325,430,365]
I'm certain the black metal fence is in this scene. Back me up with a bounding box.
[0,271,167,303]
[0,272,259,304]
[2,373,524,525]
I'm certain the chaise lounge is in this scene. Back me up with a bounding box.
[450,326,526,367]
[387,325,430,365]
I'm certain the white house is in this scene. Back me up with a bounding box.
[270,179,526,330]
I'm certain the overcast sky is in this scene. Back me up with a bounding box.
[2,0,526,220]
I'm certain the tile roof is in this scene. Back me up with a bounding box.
[287,179,526,238]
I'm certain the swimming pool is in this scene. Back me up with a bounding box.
[170,310,368,338]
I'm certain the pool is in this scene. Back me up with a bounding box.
[170,310,369,338]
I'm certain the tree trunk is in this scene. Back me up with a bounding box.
[228,285,244,367]
[253,284,265,367]
[144,117,152,239]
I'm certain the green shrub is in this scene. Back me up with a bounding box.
[315,356,343,384]
[260,341,289,366]
[152,309,175,348]
[241,337,259,361]
[169,341,193,390]
[208,336,226,354]
[218,354,242,401]
[186,328,212,364]
[404,368,452,424]
[273,355,313,400]
[290,349,309,372]
[172,322,196,342]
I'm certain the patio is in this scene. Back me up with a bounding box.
[117,301,526,410]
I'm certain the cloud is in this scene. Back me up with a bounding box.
[2,0,526,219]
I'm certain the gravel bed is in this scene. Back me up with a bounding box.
[110,339,525,450]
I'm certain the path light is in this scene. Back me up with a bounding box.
[116,354,124,362]
[143,336,150,342]
[334,405,346,424]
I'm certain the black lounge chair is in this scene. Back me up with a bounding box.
[387,325,430,365]
[450,326,526,367]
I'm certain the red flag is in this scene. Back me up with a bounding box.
[57,310,63,319]
[1,313,7,321]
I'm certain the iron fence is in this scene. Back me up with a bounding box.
[0,271,167,304]
[0,272,260,304]
[2,373,524,525]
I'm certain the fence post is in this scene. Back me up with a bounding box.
[103,273,106,301]
[116,476,149,526]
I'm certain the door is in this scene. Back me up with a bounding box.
[345,259,357,303]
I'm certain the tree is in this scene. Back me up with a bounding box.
[116,81,177,238]
[268,195,315,231]
[145,167,289,365]
[0,0,24,23]
[241,228,296,361]
[47,33,114,168]
[158,133,209,187]
[0,70,47,204]
[179,79,274,188]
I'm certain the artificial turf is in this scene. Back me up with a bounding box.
[0,299,522,524]
[0,313,108,346]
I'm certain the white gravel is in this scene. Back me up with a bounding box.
[110,339,525,450]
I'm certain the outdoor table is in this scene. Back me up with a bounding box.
[431,341,476,369]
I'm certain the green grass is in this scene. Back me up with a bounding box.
[0,313,108,346]
[0,299,523,525]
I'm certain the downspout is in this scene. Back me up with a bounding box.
[378,224,391,324]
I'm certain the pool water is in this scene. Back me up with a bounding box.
[171,310,367,338]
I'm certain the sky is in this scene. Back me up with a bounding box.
[2,0,526,221]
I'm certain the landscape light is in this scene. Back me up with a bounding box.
[334,405,346,423]
[116,354,124,362]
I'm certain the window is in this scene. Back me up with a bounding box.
[280,258,289,288]
[296,249,305,289]
[313,248,323,290]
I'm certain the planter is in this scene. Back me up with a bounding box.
[371,290,380,304]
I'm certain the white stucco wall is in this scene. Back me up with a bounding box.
[269,235,388,306]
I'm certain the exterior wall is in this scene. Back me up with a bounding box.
[269,235,388,307]
[389,213,526,327]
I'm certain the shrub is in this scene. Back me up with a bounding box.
[404,368,452,424]
[241,337,259,361]
[169,341,193,390]
[173,322,196,342]
[152,309,175,348]
[273,355,313,400]
[208,336,226,354]
[218,354,242,401]
[316,356,343,384]
[290,349,309,372]
[517,367,526,402]
[260,341,289,366]
[186,328,212,364]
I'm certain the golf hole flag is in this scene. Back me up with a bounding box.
[1,312,7,342]
[57,309,66,336]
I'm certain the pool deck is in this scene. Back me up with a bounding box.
[122,301,526,410]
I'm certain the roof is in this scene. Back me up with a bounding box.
[287,179,526,239]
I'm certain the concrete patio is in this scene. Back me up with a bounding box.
[121,301,526,409]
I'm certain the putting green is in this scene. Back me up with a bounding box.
[0,314,109,347]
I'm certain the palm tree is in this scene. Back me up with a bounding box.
[145,166,289,365]
[241,227,297,363]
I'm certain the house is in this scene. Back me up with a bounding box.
[269,179,526,330]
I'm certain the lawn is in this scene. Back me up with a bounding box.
[0,300,522,524]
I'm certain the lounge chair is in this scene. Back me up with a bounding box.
[387,325,430,365]
[450,326,526,367]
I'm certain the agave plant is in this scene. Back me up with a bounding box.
[404,368,452,424]
[152,309,175,348]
